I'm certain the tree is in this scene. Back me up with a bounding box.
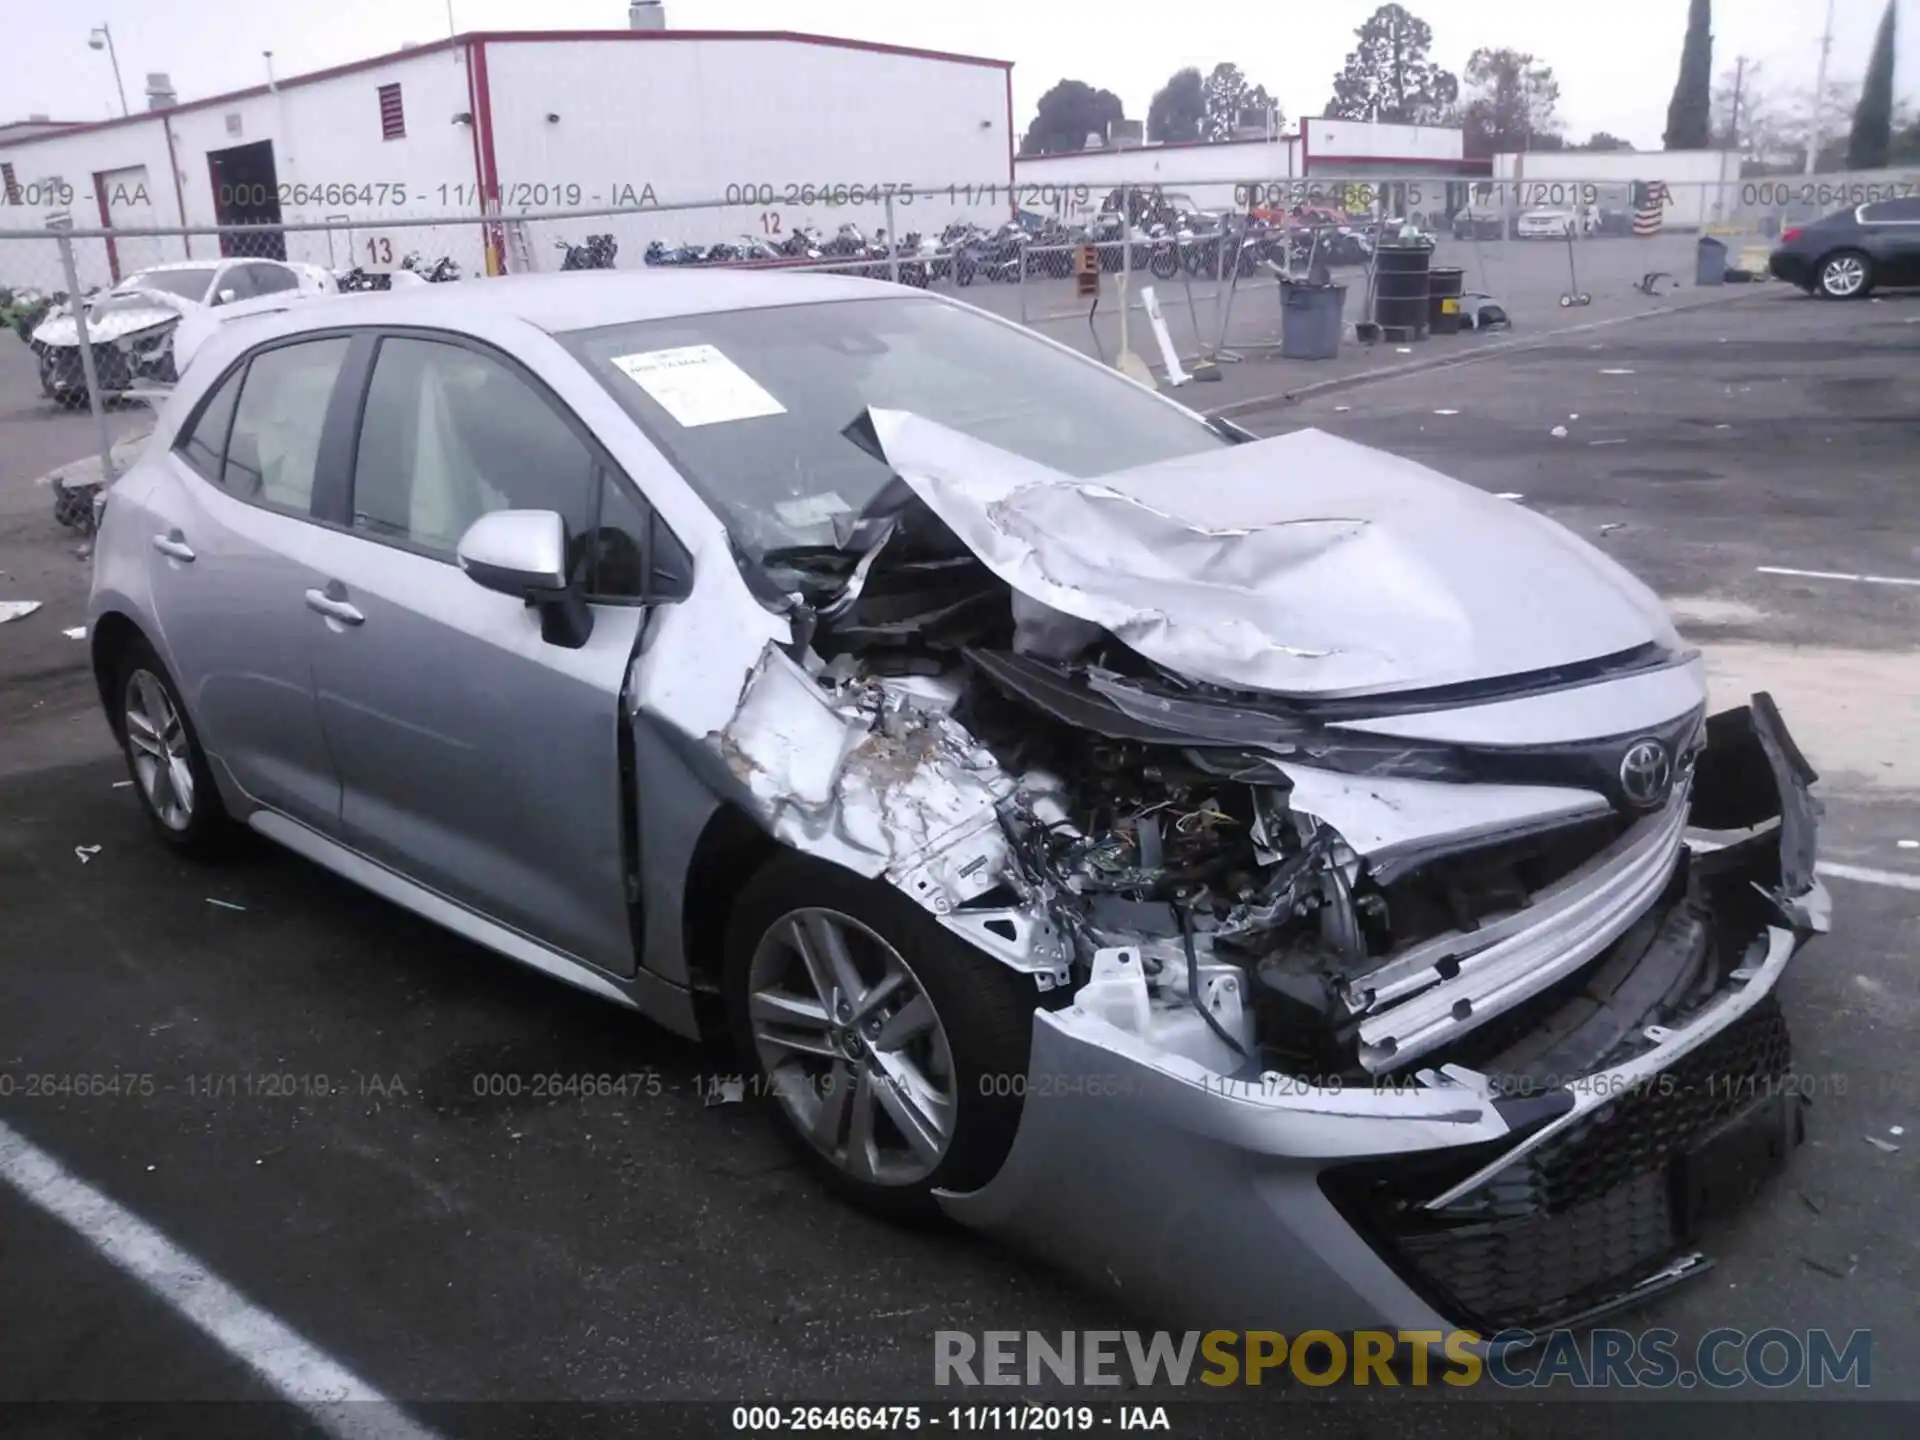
[1456,49,1563,158]
[1847,0,1897,170]
[1711,60,1787,161]
[1664,0,1714,149]
[1019,79,1127,156]
[1572,131,1635,151]
[1325,4,1459,124]
[1201,62,1278,142]
[1147,67,1205,144]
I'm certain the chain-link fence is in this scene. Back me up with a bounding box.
[5,169,1914,484]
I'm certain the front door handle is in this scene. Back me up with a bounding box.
[304,586,364,626]
[151,531,195,562]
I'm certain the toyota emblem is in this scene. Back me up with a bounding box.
[1619,739,1673,808]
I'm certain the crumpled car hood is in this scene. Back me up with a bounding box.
[863,408,1680,698]
[33,294,187,347]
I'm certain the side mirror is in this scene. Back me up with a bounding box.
[456,509,591,648]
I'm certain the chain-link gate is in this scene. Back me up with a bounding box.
[6,169,1912,498]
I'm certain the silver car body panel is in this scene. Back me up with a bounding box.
[860,407,1681,698]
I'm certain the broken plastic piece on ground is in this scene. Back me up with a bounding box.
[1,601,42,624]
[206,898,247,912]
[1494,492,1525,501]
[63,626,87,639]
[74,844,102,863]
[1550,426,1569,438]
[704,1078,746,1106]
[1864,1135,1900,1153]
[1599,522,1626,534]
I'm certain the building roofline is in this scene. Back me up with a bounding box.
[1,28,1011,153]
[1017,133,1298,162]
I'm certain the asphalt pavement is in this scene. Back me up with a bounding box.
[1,278,1917,1431]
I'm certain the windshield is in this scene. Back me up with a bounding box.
[563,296,1229,558]
[117,268,216,301]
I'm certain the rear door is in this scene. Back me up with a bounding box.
[298,330,659,973]
[143,333,359,830]
[1860,199,1920,285]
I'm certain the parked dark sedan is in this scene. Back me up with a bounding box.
[1769,197,1920,297]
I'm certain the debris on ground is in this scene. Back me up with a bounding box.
[1598,522,1626,535]
[1590,438,1628,446]
[1864,1135,1900,1153]
[1892,1125,1906,1137]
[74,844,102,864]
[1600,368,1636,375]
[1896,840,1917,850]
[63,626,87,639]
[1550,425,1569,438]
[1495,492,1525,501]
[1434,409,1459,416]
[1,601,42,624]
[111,780,133,789]
[1798,1191,1823,1215]
[1801,1255,1853,1280]
[704,1078,746,1107]
[206,898,247,912]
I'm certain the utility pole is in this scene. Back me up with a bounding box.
[1803,0,1835,175]
[1730,56,1747,153]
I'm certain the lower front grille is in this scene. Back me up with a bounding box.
[1324,997,1794,1333]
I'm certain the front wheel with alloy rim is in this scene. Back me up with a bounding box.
[1814,250,1872,299]
[113,637,237,855]
[725,854,1037,1212]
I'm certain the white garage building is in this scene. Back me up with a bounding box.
[0,16,1014,291]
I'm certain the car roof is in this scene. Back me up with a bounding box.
[131,260,224,273]
[263,269,909,338]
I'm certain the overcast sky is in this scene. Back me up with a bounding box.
[6,0,1912,151]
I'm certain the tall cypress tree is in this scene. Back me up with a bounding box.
[1847,0,1898,170]
[1663,0,1714,149]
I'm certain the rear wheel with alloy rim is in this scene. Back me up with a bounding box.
[725,854,1036,1211]
[1814,250,1871,299]
[112,637,237,855]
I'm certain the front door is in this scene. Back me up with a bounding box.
[301,332,653,973]
[142,336,355,831]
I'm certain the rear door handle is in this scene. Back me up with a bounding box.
[304,587,365,626]
[151,532,195,562]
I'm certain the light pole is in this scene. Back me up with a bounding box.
[88,24,130,117]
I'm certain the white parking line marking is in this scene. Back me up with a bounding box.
[1817,862,1920,894]
[0,1120,439,1440]
[1756,565,1920,588]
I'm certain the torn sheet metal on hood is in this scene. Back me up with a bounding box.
[861,409,1680,699]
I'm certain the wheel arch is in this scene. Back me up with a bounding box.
[677,799,782,1024]
[89,609,150,741]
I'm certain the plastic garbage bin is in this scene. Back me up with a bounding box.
[1280,280,1346,361]
[1695,235,1728,286]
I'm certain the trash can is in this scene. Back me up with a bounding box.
[1426,266,1466,335]
[1373,243,1432,342]
[1695,235,1728,286]
[1279,280,1346,361]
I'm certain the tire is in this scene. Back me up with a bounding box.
[111,637,238,856]
[725,853,1037,1213]
[1813,249,1872,300]
[1149,247,1179,280]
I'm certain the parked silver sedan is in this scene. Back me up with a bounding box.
[89,271,1828,1339]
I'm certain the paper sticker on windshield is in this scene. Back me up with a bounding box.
[610,345,785,428]
[774,493,852,529]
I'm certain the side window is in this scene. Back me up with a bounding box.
[349,337,598,559]
[586,470,652,600]
[211,266,255,304]
[176,364,246,480]
[245,262,301,295]
[221,338,351,514]
[1861,198,1920,224]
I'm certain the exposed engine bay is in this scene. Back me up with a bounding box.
[714,415,1816,1094]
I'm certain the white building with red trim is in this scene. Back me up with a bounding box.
[0,26,1015,290]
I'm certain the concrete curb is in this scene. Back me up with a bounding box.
[1202,285,1780,419]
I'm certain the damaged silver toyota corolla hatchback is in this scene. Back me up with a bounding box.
[89,272,1828,1338]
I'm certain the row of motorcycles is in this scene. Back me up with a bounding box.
[627,203,1390,288]
[334,252,463,291]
